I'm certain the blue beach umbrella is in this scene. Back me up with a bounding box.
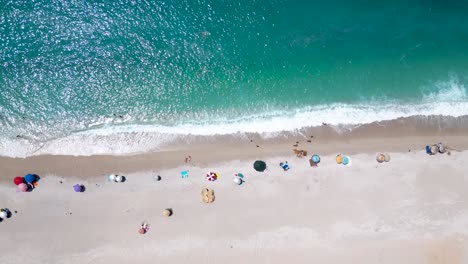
[311,154,320,163]
[342,156,350,165]
[24,174,36,183]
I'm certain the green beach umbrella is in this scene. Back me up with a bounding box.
[253,160,267,172]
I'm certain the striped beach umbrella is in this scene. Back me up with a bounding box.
[206,172,217,181]
[376,154,385,163]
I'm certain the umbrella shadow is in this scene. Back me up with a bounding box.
[5,208,12,218]
[27,183,35,192]
[81,185,86,192]
[121,176,126,183]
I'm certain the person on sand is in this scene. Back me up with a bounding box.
[139,222,150,234]
[279,162,290,171]
[185,155,192,163]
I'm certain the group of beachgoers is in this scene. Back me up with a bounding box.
[3,142,453,234]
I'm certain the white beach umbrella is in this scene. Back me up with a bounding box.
[108,174,116,182]
[115,175,123,182]
[430,145,439,155]
[234,177,243,185]
[0,211,7,219]
[437,143,446,153]
[384,153,391,162]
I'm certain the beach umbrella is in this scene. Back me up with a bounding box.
[342,156,350,165]
[73,184,82,192]
[163,209,172,217]
[311,154,320,163]
[13,176,24,186]
[336,155,343,164]
[108,174,116,182]
[206,172,217,181]
[139,228,146,234]
[0,211,7,219]
[115,175,123,182]
[437,143,446,153]
[430,145,439,155]
[24,174,36,183]
[384,153,391,162]
[18,183,28,192]
[234,177,243,185]
[253,160,266,172]
[153,175,162,181]
[376,154,385,163]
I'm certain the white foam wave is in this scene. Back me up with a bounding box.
[422,76,467,102]
[1,99,467,157]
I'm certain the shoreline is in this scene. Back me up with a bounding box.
[2,115,468,158]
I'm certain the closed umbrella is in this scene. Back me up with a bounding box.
[73,184,82,192]
[253,160,267,172]
[24,174,36,183]
[13,176,23,185]
[18,183,28,192]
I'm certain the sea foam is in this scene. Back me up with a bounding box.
[1,99,467,157]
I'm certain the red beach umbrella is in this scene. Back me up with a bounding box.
[13,176,24,185]
[206,172,217,182]
[18,183,28,192]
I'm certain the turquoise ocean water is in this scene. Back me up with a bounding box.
[1,0,468,156]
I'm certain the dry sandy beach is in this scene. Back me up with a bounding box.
[1,119,468,264]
